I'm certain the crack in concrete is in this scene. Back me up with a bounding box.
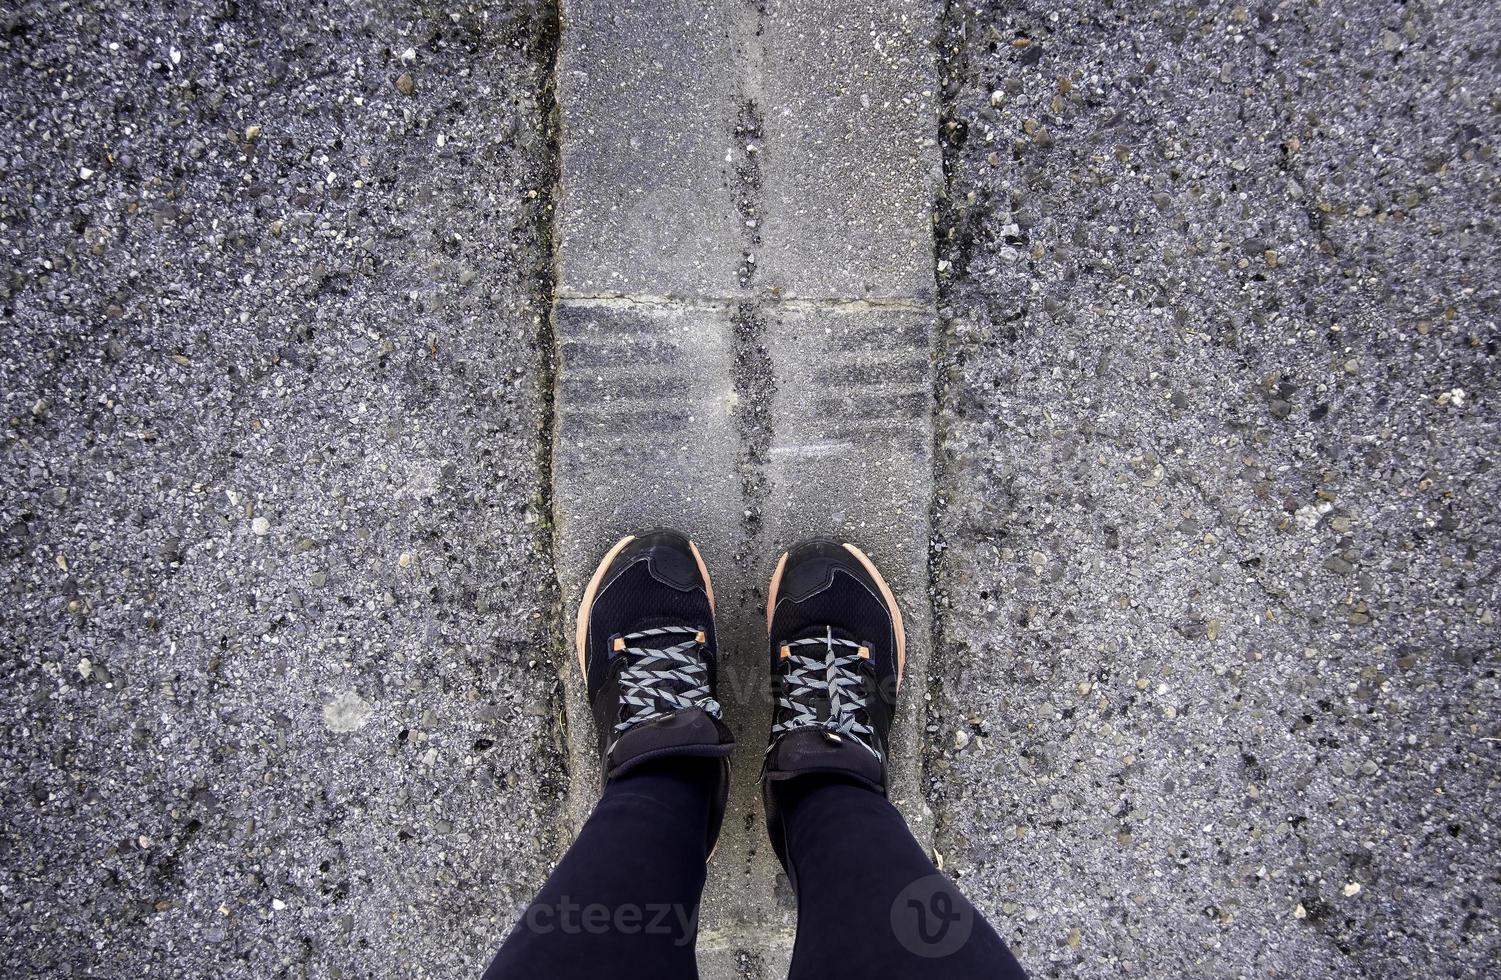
[731,301,774,552]
[526,0,570,868]
[733,101,765,289]
[728,0,770,569]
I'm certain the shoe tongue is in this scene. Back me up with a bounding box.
[764,729,884,791]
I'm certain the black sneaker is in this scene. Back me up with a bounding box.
[576,529,735,839]
[762,538,906,801]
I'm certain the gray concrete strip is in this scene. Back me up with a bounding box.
[760,305,937,824]
[552,0,941,969]
[552,298,799,965]
[553,0,746,298]
[551,300,743,809]
[554,0,941,304]
[758,0,943,300]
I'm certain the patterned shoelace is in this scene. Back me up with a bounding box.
[611,626,722,754]
[770,627,881,761]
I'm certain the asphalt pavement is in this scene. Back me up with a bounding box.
[1,0,1496,977]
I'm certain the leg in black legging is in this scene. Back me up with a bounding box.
[774,776,1029,980]
[484,758,717,980]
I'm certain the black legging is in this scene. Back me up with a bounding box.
[484,758,1027,979]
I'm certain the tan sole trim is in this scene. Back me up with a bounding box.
[575,534,637,675]
[764,550,789,633]
[575,533,717,676]
[841,542,906,688]
[688,539,715,614]
[764,542,906,689]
